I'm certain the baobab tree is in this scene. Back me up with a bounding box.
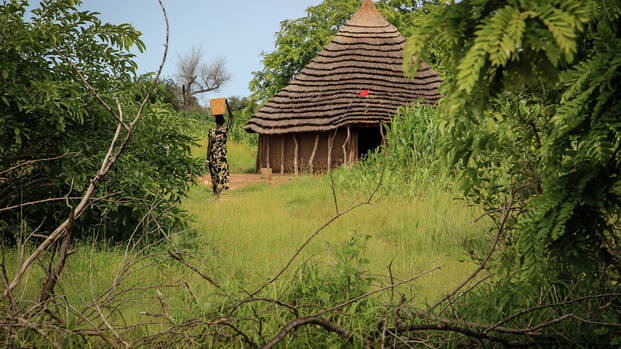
[176,46,230,111]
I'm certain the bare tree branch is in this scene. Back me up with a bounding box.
[263,316,357,349]
[429,185,523,311]
[0,193,120,214]
[391,323,515,347]
[485,293,621,333]
[63,58,126,128]
[229,297,300,318]
[248,147,390,298]
[38,208,74,304]
[315,266,441,317]
[176,47,230,110]
[0,152,80,177]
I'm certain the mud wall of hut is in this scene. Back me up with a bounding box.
[256,128,358,173]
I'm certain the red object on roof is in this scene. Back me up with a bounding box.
[358,90,369,97]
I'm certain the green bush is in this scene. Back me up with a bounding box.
[288,235,375,309]
[0,0,203,242]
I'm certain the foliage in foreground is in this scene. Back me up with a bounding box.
[406,0,620,283]
[2,0,620,347]
[0,0,202,240]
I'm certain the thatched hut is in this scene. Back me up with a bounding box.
[244,0,441,173]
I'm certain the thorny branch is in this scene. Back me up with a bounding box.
[485,292,621,333]
[0,192,121,214]
[0,152,81,177]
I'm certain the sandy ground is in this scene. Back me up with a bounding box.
[198,173,293,191]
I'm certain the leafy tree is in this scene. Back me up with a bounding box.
[248,0,360,105]
[0,0,202,242]
[405,0,620,281]
[151,77,183,111]
[226,96,251,112]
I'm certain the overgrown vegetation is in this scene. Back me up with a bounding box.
[1,0,619,347]
[406,0,621,289]
[335,104,449,199]
[402,0,621,344]
[0,0,202,242]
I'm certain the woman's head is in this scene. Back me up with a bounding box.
[215,115,225,127]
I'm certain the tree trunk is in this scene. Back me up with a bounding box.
[183,83,193,111]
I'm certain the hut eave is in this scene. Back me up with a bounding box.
[244,120,382,135]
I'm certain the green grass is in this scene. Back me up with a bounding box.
[4,173,488,309]
[179,175,490,305]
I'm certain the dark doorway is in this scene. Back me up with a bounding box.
[356,126,383,158]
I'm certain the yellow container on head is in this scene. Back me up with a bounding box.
[210,98,227,115]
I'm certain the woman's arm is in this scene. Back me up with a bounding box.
[225,100,234,133]
[206,132,213,167]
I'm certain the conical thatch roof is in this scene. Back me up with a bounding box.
[245,0,442,135]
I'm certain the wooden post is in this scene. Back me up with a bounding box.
[327,129,337,170]
[293,134,299,175]
[280,134,285,174]
[308,133,319,173]
[380,123,387,148]
[342,125,351,166]
[256,135,262,172]
[266,135,270,169]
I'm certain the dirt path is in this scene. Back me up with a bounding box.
[198,173,293,190]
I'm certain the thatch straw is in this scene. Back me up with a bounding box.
[245,0,442,135]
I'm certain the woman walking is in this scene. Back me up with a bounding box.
[206,99,233,199]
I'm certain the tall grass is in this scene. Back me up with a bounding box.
[336,104,450,199]
[3,173,491,347]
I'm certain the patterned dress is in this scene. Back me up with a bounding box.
[207,127,230,197]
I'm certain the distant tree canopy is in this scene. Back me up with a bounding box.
[0,0,202,242]
[247,0,444,107]
[405,0,621,281]
[226,96,250,112]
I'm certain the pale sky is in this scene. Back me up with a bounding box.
[78,0,325,102]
